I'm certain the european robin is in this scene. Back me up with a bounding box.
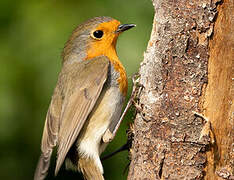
[34,16,135,180]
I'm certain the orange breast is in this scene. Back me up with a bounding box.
[84,19,128,96]
[111,57,128,97]
[86,44,128,96]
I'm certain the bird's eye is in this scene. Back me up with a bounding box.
[93,30,104,39]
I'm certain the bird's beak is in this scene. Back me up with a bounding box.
[115,24,136,33]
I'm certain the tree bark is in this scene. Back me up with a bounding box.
[128,0,233,179]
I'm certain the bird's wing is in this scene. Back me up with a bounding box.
[34,85,62,180]
[55,56,109,175]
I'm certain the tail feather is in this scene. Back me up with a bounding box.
[34,153,52,180]
[78,158,104,180]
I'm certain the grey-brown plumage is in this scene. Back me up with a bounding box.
[34,16,135,180]
[34,57,109,180]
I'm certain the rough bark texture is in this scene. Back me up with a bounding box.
[203,0,233,179]
[128,0,233,179]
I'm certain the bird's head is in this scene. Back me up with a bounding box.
[62,16,135,63]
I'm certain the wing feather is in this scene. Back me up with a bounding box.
[55,56,109,175]
[34,56,109,180]
[34,86,62,180]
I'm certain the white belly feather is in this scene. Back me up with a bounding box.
[77,86,123,174]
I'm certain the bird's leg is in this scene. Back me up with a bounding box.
[102,74,142,143]
[101,120,135,161]
[101,142,129,160]
[102,100,132,143]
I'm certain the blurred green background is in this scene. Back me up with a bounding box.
[0,0,153,179]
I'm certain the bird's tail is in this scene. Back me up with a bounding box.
[78,157,104,180]
[34,153,51,180]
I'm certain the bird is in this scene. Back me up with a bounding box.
[34,16,135,180]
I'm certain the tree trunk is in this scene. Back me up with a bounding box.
[128,0,233,179]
